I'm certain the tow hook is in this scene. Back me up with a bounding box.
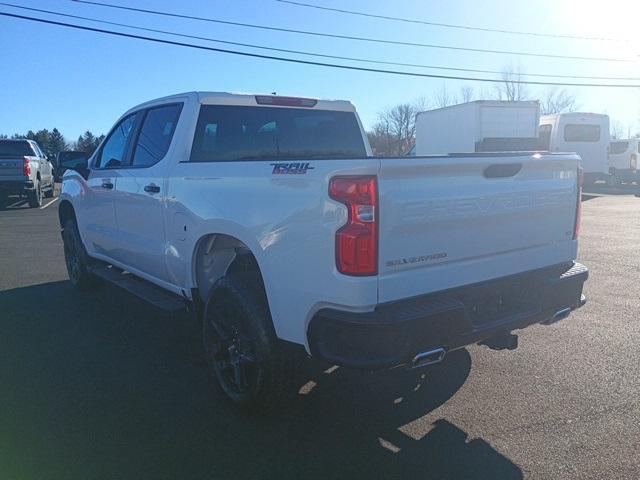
[480,331,518,351]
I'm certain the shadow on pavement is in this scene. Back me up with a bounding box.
[583,183,640,196]
[0,195,29,211]
[1,280,522,480]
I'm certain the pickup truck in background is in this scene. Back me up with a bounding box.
[0,139,55,207]
[607,138,639,187]
[58,92,588,410]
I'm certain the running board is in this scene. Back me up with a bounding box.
[88,264,188,313]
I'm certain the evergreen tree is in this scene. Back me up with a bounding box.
[48,128,68,155]
[76,130,103,155]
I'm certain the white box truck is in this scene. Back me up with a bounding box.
[415,100,541,155]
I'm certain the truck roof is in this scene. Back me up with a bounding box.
[124,91,356,115]
[541,112,609,121]
[417,100,540,117]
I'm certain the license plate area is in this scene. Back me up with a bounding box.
[457,275,542,327]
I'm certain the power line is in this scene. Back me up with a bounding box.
[2,10,639,88]
[277,0,623,43]
[5,2,639,82]
[69,0,633,63]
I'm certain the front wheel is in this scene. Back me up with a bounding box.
[203,274,295,411]
[62,219,101,291]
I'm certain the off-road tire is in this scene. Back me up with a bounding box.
[44,181,55,198]
[62,219,101,291]
[203,274,297,412]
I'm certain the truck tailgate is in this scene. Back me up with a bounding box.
[0,157,24,177]
[377,153,580,303]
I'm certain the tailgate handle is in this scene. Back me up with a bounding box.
[484,163,522,179]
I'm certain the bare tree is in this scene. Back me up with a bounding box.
[367,98,426,155]
[459,85,475,103]
[434,84,453,108]
[494,63,529,101]
[610,120,624,140]
[540,89,578,115]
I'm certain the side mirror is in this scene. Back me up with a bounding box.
[60,152,89,179]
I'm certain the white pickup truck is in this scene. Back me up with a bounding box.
[59,92,588,410]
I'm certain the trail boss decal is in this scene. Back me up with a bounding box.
[270,162,315,175]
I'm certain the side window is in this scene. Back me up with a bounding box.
[32,142,44,158]
[609,141,629,155]
[131,104,182,167]
[95,113,140,169]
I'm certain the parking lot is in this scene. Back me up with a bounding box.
[1,185,639,480]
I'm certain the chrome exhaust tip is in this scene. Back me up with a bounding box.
[411,347,446,368]
[542,307,572,325]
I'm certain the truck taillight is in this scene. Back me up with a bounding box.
[574,166,583,239]
[23,157,31,176]
[329,176,378,276]
[631,153,638,171]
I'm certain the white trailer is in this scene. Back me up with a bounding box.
[539,112,610,184]
[415,100,541,155]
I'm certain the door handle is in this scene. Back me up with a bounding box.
[144,184,160,194]
[101,180,114,190]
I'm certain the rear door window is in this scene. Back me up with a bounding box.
[564,124,601,142]
[32,143,44,158]
[190,105,366,162]
[0,140,35,157]
[131,103,183,168]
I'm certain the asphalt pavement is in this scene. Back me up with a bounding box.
[1,185,639,480]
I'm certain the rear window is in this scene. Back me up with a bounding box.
[609,141,629,155]
[0,140,35,157]
[564,124,601,142]
[190,105,366,162]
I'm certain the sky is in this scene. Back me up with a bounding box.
[1,0,639,142]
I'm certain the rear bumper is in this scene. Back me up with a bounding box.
[308,262,588,370]
[0,179,34,194]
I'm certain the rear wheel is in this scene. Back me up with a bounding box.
[203,274,295,411]
[62,219,101,291]
[44,180,55,198]
[28,180,42,208]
